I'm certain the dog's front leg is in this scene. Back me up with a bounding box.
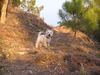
[35,41,39,48]
[48,38,51,47]
[44,41,48,48]
[35,38,40,49]
[47,42,50,47]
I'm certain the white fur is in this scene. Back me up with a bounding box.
[35,29,53,48]
[45,29,54,37]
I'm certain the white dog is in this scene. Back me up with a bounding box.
[45,29,54,46]
[35,29,53,49]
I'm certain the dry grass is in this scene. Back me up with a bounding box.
[32,49,63,68]
[0,8,99,75]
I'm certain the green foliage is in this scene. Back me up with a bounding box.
[96,53,100,58]
[94,0,100,6]
[20,0,36,12]
[28,0,36,11]
[20,0,44,16]
[83,8,98,33]
[32,5,44,16]
[12,0,21,6]
[92,0,100,41]
[63,0,84,16]
[59,0,99,36]
[94,24,100,42]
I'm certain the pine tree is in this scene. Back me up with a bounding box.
[59,0,98,36]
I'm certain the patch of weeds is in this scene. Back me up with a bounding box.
[0,65,8,75]
[79,64,87,75]
[97,47,100,50]
[96,54,100,58]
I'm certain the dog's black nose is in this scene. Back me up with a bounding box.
[46,34,51,38]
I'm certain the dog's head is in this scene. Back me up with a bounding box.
[45,29,54,38]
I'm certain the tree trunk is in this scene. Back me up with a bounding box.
[73,16,78,37]
[74,30,77,37]
[0,0,8,24]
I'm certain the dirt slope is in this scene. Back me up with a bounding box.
[0,8,100,75]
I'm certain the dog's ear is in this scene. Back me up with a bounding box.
[45,29,49,33]
[46,28,50,31]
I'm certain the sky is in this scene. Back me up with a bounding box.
[36,0,67,26]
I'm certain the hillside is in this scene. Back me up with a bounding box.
[0,8,100,75]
